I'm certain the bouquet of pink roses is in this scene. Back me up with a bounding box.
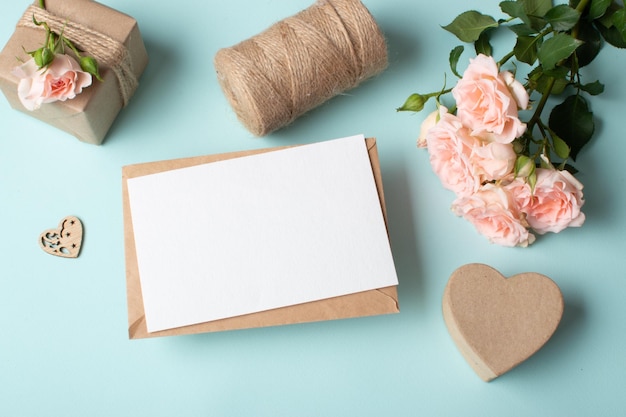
[399,0,625,247]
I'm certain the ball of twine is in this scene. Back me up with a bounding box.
[214,0,388,136]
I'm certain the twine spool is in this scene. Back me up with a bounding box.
[17,5,138,107]
[214,0,388,136]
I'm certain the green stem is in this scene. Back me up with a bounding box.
[569,0,590,45]
[527,77,556,133]
[63,37,82,58]
[498,50,515,67]
[536,121,550,157]
[498,26,552,68]
[575,0,591,13]
[39,0,45,9]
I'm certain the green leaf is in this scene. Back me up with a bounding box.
[508,23,539,36]
[596,20,626,48]
[596,25,626,47]
[449,46,465,77]
[596,1,620,27]
[539,67,571,95]
[588,0,612,20]
[542,65,570,79]
[548,95,594,160]
[546,78,569,95]
[529,16,548,31]
[574,20,602,66]
[521,0,553,17]
[613,8,626,41]
[514,35,540,64]
[474,31,493,56]
[545,5,581,31]
[500,1,532,26]
[537,33,583,70]
[521,0,551,30]
[442,11,499,42]
[596,1,626,46]
[580,80,605,95]
[552,133,571,159]
[397,93,428,112]
[528,66,569,95]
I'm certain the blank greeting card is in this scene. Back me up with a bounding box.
[126,134,398,333]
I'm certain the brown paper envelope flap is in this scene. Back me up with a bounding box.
[128,286,399,339]
[123,138,399,339]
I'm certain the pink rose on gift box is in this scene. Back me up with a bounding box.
[425,107,482,197]
[452,183,535,247]
[507,168,585,234]
[452,54,528,144]
[12,54,92,111]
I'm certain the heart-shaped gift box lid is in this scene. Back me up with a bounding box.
[443,263,564,381]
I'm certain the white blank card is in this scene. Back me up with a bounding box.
[127,135,398,332]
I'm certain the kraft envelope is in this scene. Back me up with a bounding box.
[123,137,399,339]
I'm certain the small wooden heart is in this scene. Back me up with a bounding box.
[442,263,563,382]
[39,216,83,258]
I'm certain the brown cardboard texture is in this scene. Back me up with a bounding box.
[442,263,563,382]
[0,0,148,145]
[122,138,399,339]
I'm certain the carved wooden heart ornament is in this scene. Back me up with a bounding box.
[442,263,563,381]
[39,216,83,258]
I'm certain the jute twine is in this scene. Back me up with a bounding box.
[214,0,388,136]
[17,5,138,107]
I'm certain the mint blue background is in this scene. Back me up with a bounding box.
[1,1,625,416]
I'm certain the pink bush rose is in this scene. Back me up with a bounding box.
[411,53,585,246]
[452,54,528,144]
[452,183,535,247]
[507,168,585,234]
[12,54,92,111]
[423,106,516,197]
[417,109,438,148]
[501,71,529,110]
[471,141,516,182]
[425,107,482,197]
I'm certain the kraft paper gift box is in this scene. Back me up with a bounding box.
[0,0,148,145]
[122,137,400,339]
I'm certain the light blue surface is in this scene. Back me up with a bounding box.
[1,1,625,416]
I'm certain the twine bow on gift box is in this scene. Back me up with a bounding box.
[17,4,138,107]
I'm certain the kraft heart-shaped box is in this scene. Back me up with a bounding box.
[442,263,564,381]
